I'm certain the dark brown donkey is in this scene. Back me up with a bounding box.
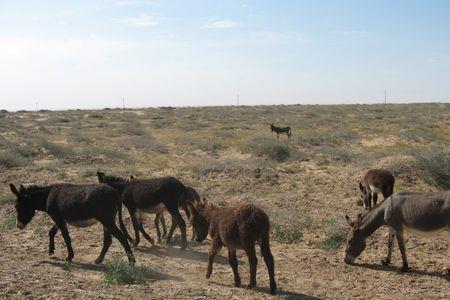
[9,183,135,264]
[97,172,190,248]
[344,191,450,273]
[270,123,291,139]
[186,199,277,294]
[358,169,395,209]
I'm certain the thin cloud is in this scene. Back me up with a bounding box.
[105,0,157,5]
[332,30,368,38]
[114,14,158,28]
[206,19,238,29]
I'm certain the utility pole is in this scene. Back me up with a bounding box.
[237,93,240,106]
[122,97,125,110]
[35,102,38,111]
[384,89,387,105]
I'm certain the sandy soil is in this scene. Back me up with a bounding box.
[0,207,448,300]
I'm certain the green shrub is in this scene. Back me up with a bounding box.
[242,137,291,162]
[413,147,450,189]
[271,223,302,243]
[0,151,28,168]
[104,256,159,284]
[1,216,16,230]
[315,218,347,251]
[38,139,74,158]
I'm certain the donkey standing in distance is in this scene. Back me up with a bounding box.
[270,123,291,139]
[344,191,450,273]
[358,169,395,210]
[9,183,135,264]
[97,172,191,249]
[186,199,277,294]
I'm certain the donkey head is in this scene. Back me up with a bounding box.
[344,214,366,264]
[9,183,36,229]
[186,198,210,243]
[358,182,371,210]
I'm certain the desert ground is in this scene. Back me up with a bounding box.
[0,103,449,299]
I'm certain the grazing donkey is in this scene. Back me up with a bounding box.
[358,169,395,210]
[97,172,190,248]
[186,199,277,294]
[344,191,450,273]
[9,183,135,264]
[270,123,291,139]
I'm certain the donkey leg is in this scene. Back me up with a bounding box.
[138,218,155,245]
[130,213,141,247]
[48,223,59,255]
[160,213,168,237]
[261,232,276,294]
[167,209,187,249]
[118,205,133,243]
[154,213,162,243]
[106,222,136,265]
[228,250,241,287]
[244,244,258,289]
[395,230,408,272]
[206,239,222,279]
[95,227,112,264]
[165,214,178,243]
[382,227,396,266]
[58,223,74,262]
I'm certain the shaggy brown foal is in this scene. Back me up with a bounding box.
[358,169,395,210]
[186,199,276,294]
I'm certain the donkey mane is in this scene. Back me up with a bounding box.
[103,175,129,183]
[22,184,53,196]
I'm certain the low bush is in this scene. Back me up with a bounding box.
[413,147,450,189]
[242,137,291,162]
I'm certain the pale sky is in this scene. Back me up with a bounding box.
[1,0,450,110]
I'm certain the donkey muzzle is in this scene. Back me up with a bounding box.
[344,254,355,264]
[16,220,26,230]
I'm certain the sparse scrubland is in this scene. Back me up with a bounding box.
[0,103,449,299]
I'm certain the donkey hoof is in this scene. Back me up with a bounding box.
[234,279,241,287]
[248,282,256,289]
[65,257,73,263]
[381,259,390,266]
[48,250,54,256]
[442,267,450,276]
[400,265,409,272]
[94,257,104,264]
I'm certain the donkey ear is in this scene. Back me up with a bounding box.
[130,175,135,180]
[186,201,197,217]
[9,183,20,196]
[345,215,353,227]
[19,184,25,192]
[202,197,208,204]
[357,213,363,227]
[358,182,364,192]
[97,171,105,181]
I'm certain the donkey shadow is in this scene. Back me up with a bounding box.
[210,281,323,299]
[134,245,234,266]
[38,258,184,282]
[355,262,449,280]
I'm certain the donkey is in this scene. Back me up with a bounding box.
[9,183,135,264]
[270,123,291,139]
[97,171,190,249]
[186,199,276,294]
[358,169,395,210]
[344,191,450,273]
